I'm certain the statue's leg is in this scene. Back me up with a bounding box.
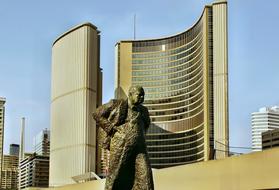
[132,153,154,190]
[105,132,125,190]
[105,148,122,190]
[112,142,137,190]
[105,132,136,190]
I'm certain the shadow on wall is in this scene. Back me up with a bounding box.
[114,87,127,99]
[147,123,171,134]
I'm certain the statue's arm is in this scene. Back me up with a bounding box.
[93,99,118,135]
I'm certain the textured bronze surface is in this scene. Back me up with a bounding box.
[93,86,154,190]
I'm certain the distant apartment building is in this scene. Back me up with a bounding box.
[262,128,279,150]
[1,154,18,190]
[10,144,19,156]
[0,97,6,183]
[18,130,50,189]
[18,154,49,189]
[115,0,228,169]
[252,106,279,151]
[50,23,102,186]
[34,129,50,156]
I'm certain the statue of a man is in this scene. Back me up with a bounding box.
[93,86,154,190]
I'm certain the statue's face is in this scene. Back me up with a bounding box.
[129,89,144,106]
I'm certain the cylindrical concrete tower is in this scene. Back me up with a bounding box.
[50,23,102,186]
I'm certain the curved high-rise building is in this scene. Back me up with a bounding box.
[115,0,228,168]
[50,23,102,186]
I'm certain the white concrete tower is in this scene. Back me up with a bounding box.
[18,117,25,190]
[19,117,25,161]
[50,23,102,186]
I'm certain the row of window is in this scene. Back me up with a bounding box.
[144,74,203,94]
[149,147,204,159]
[149,97,203,117]
[146,124,203,139]
[146,132,204,147]
[132,33,202,59]
[132,57,202,79]
[132,56,202,76]
[132,21,203,53]
[146,93,203,111]
[150,158,203,168]
[133,74,192,88]
[132,50,203,71]
[147,138,204,153]
[136,68,203,90]
[149,151,204,164]
[133,65,200,81]
[144,89,202,105]
[132,42,203,65]
[132,64,202,83]
[144,74,203,95]
[144,81,203,100]
[150,104,203,122]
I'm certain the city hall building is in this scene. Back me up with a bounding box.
[115,0,228,168]
[50,23,102,186]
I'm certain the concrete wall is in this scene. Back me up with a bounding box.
[212,0,229,159]
[32,148,279,190]
[155,148,279,190]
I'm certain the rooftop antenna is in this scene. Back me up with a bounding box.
[134,14,136,40]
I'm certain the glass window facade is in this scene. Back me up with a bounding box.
[115,1,228,168]
[129,15,207,168]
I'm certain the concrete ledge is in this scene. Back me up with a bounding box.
[154,148,279,190]
[27,148,279,190]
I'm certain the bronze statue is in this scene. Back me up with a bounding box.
[93,86,154,190]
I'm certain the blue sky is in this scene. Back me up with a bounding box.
[0,0,279,154]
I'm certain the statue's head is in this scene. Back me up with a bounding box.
[128,86,145,106]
